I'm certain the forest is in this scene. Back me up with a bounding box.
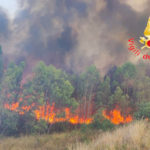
[0,46,150,136]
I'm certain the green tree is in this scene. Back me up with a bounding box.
[81,65,101,117]
[134,102,150,119]
[107,62,136,95]
[70,65,101,118]
[1,61,25,103]
[0,109,19,135]
[0,61,25,135]
[96,76,111,106]
[109,86,130,112]
[134,76,150,103]
[30,61,77,107]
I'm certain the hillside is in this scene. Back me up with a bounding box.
[69,120,150,150]
[0,129,99,150]
[0,120,149,150]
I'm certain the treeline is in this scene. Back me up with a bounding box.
[0,46,150,135]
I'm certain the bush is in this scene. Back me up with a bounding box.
[90,119,114,131]
[0,110,19,136]
[134,102,150,119]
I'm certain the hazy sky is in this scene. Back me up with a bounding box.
[0,0,18,18]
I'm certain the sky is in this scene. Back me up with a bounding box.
[0,0,18,19]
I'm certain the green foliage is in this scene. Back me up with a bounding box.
[1,58,150,135]
[32,120,48,134]
[48,122,74,133]
[135,76,150,103]
[109,87,129,106]
[90,108,114,130]
[31,61,77,107]
[1,61,25,103]
[0,109,19,135]
[113,62,136,82]
[90,119,114,131]
[134,102,150,119]
[107,62,136,95]
[121,62,136,78]
[0,61,25,135]
[96,76,111,106]
[80,65,100,97]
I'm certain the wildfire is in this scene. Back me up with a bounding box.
[4,100,133,125]
[4,102,19,112]
[4,102,35,115]
[4,101,93,125]
[34,103,93,124]
[102,108,133,125]
[4,94,133,125]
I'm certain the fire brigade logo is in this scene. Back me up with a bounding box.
[128,17,150,60]
[139,17,150,49]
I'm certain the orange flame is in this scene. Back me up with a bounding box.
[4,93,133,125]
[34,103,93,124]
[102,108,132,125]
[4,102,19,112]
[4,101,35,115]
[4,101,93,124]
[4,101,133,125]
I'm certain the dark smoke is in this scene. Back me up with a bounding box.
[0,8,10,39]
[1,0,150,74]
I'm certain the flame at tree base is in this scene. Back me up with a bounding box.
[34,104,93,125]
[102,108,133,125]
[4,100,133,125]
[4,102,93,125]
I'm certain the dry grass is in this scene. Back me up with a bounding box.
[68,120,150,150]
[0,129,99,150]
[1,121,150,150]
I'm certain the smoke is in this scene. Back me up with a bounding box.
[1,0,150,74]
[0,8,11,41]
[65,0,150,73]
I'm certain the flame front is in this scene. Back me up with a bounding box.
[33,104,93,124]
[4,101,93,125]
[102,108,132,125]
[4,102,19,112]
[4,95,133,125]
[4,102,35,115]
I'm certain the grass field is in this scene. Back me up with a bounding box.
[0,121,149,150]
[69,120,150,150]
[0,128,100,150]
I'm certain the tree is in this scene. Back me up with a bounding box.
[0,109,19,135]
[106,63,136,106]
[0,61,25,135]
[29,61,77,107]
[81,65,101,117]
[70,65,101,118]
[134,102,150,119]
[1,61,25,103]
[134,76,150,103]
[96,76,111,106]
[109,86,130,113]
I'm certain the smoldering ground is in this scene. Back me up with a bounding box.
[0,0,150,74]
